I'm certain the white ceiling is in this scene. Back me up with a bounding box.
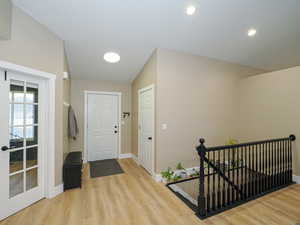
[13,0,300,82]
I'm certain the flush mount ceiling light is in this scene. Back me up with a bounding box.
[104,52,120,63]
[247,28,257,37]
[186,5,196,15]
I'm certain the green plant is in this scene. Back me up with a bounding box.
[190,170,200,177]
[161,167,174,182]
[176,162,185,170]
[172,175,182,182]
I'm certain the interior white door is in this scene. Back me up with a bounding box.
[139,86,154,174]
[0,70,44,221]
[87,93,119,162]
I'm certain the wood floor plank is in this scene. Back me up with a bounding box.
[1,158,300,225]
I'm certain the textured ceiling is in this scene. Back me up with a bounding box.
[13,0,300,82]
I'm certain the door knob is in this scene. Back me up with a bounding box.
[114,130,118,134]
[148,137,152,140]
[1,146,9,151]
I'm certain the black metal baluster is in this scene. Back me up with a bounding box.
[236,147,243,201]
[261,143,264,192]
[248,145,251,198]
[244,145,247,199]
[284,139,287,184]
[212,150,216,211]
[252,145,255,197]
[289,138,293,182]
[265,142,268,191]
[280,140,283,185]
[284,139,288,184]
[277,141,280,185]
[275,141,280,186]
[272,141,275,188]
[268,142,273,189]
[255,144,259,194]
[227,148,232,204]
[241,146,244,200]
[258,144,261,193]
[256,144,259,194]
[222,149,226,207]
[217,150,221,209]
[260,143,263,193]
[263,143,266,191]
[276,141,278,186]
[232,147,235,202]
[207,151,211,212]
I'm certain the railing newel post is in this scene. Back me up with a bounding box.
[196,138,207,217]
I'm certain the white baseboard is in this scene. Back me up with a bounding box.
[48,184,64,199]
[131,154,139,165]
[119,153,132,159]
[293,175,300,184]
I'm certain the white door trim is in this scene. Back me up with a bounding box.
[0,60,57,201]
[84,91,122,163]
[138,84,155,176]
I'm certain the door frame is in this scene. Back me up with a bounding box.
[138,84,155,176]
[0,60,57,201]
[84,91,122,163]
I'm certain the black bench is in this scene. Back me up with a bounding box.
[63,152,82,191]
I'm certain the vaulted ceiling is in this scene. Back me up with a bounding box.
[13,0,300,82]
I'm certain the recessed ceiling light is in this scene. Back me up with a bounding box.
[247,29,257,37]
[186,6,196,15]
[104,52,120,63]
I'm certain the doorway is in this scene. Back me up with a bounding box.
[84,91,121,162]
[138,84,155,175]
[0,67,53,220]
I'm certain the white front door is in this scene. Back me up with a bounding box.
[139,85,154,175]
[0,70,44,220]
[86,92,120,162]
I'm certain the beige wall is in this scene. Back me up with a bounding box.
[0,0,12,40]
[0,6,65,185]
[70,80,132,157]
[238,66,300,175]
[131,50,157,157]
[155,49,264,172]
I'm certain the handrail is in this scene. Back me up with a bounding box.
[205,135,296,152]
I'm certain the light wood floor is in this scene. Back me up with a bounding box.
[1,158,300,225]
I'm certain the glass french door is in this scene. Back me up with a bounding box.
[0,70,44,221]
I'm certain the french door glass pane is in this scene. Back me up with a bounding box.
[26,147,37,168]
[9,173,24,198]
[9,150,23,173]
[10,81,24,103]
[26,105,38,125]
[9,127,24,148]
[26,168,38,191]
[26,126,38,146]
[12,104,24,126]
[26,83,38,103]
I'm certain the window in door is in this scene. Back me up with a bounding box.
[9,80,39,198]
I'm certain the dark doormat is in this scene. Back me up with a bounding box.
[89,159,124,178]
